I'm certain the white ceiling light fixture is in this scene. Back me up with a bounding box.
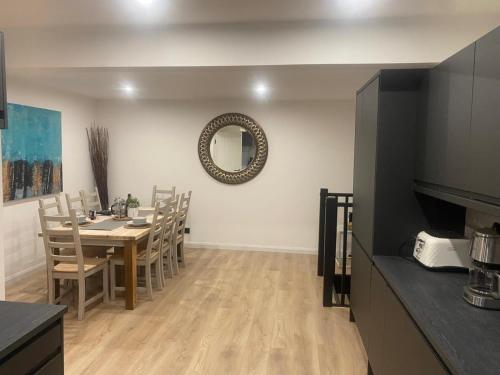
[121,82,136,97]
[136,0,154,6]
[254,82,270,100]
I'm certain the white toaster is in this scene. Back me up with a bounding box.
[413,231,471,269]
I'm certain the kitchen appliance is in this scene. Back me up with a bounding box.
[463,228,500,310]
[413,231,471,269]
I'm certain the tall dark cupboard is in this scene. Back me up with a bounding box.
[351,70,429,258]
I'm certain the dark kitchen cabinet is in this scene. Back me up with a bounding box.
[367,267,447,375]
[469,27,500,201]
[368,267,387,375]
[352,70,429,257]
[350,237,372,350]
[383,280,447,375]
[416,44,475,191]
[352,77,379,255]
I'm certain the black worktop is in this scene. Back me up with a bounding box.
[373,256,500,375]
[0,301,66,359]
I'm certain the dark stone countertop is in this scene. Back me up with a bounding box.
[373,256,500,375]
[0,301,67,359]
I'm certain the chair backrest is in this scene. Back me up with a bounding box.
[175,203,188,237]
[38,195,64,216]
[80,187,102,213]
[159,198,178,252]
[151,185,176,206]
[65,192,85,214]
[179,191,192,213]
[144,201,166,263]
[39,207,85,274]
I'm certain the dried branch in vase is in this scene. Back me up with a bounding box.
[86,124,109,209]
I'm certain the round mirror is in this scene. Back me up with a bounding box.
[198,113,268,184]
[210,126,256,172]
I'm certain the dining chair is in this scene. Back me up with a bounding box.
[38,207,109,321]
[174,195,188,269]
[110,201,165,301]
[151,185,176,206]
[80,187,102,213]
[65,192,85,214]
[159,198,178,283]
[38,194,64,215]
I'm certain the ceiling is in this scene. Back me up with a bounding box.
[0,0,499,28]
[7,64,430,101]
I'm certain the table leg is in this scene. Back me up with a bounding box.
[124,240,137,310]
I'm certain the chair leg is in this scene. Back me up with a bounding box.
[178,241,185,268]
[145,264,153,300]
[165,248,173,278]
[78,278,86,321]
[172,242,179,275]
[159,253,166,288]
[103,265,109,303]
[155,260,162,290]
[110,263,116,300]
[48,273,55,304]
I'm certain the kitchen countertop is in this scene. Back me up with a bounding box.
[0,301,67,359]
[373,256,500,375]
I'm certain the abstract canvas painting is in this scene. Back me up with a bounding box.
[2,103,62,202]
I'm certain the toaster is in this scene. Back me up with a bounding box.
[413,231,471,269]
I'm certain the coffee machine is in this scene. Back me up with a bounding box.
[463,227,500,310]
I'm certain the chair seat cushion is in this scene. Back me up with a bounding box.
[53,257,107,273]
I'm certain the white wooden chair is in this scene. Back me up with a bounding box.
[39,207,109,321]
[159,198,178,283]
[80,187,102,213]
[65,192,85,214]
[151,185,176,206]
[38,195,64,215]
[175,191,192,268]
[110,202,165,301]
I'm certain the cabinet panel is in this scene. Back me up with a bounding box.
[352,77,379,255]
[350,237,372,351]
[368,267,387,375]
[469,27,500,199]
[384,285,447,375]
[417,44,474,191]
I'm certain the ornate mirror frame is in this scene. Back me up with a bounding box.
[198,113,268,184]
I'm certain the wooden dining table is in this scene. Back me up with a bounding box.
[39,215,156,310]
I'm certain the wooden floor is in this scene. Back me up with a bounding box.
[6,248,367,375]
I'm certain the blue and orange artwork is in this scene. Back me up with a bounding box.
[2,103,62,202]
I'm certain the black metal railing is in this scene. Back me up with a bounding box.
[317,188,353,307]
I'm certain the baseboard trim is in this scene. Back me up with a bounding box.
[185,242,316,255]
[6,262,45,284]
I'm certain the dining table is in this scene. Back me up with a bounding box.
[39,214,157,310]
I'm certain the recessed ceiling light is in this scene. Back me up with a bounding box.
[254,82,270,99]
[136,0,154,6]
[121,83,136,96]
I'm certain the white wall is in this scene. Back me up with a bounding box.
[3,78,96,282]
[97,99,355,252]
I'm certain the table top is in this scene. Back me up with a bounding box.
[374,255,500,375]
[0,301,66,359]
[40,215,156,242]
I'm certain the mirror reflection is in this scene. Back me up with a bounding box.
[210,125,256,172]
